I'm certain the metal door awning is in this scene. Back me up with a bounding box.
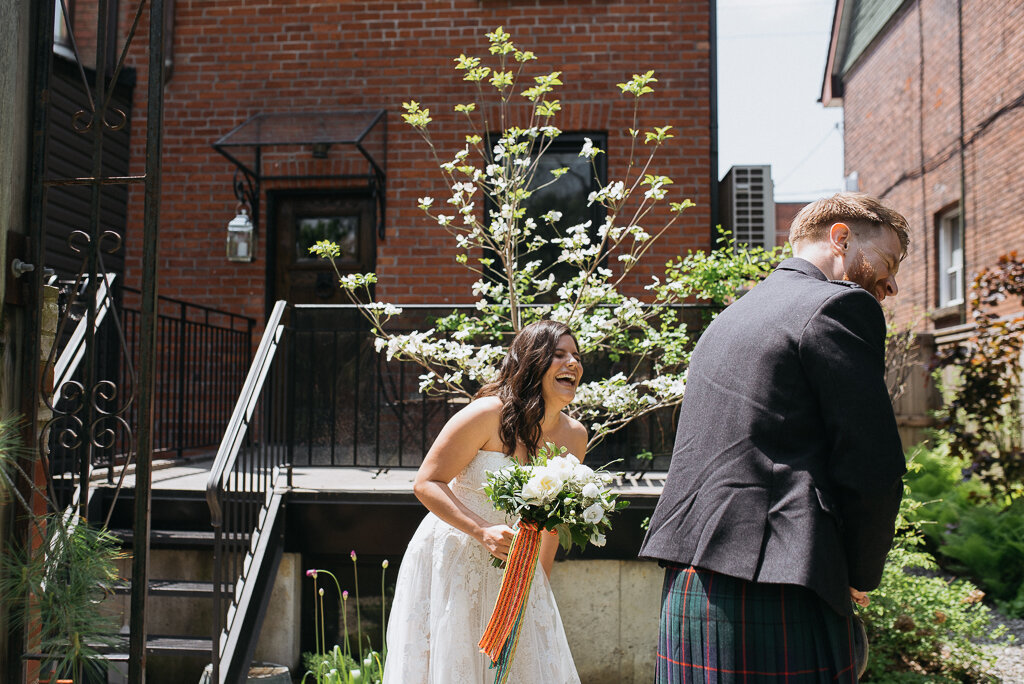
[212,110,387,237]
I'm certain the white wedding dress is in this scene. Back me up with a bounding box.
[383,450,581,684]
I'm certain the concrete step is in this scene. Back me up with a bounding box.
[101,634,213,659]
[111,528,223,549]
[112,579,229,597]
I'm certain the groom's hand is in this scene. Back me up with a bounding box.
[849,587,870,607]
[478,524,516,561]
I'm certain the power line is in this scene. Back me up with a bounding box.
[774,123,842,188]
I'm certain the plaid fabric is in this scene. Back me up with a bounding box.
[656,564,858,684]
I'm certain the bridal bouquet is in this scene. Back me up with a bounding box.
[483,443,627,558]
[478,444,627,684]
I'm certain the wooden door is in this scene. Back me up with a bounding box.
[271,191,376,306]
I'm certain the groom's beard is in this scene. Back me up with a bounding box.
[843,250,884,302]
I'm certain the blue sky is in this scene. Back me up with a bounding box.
[716,0,845,202]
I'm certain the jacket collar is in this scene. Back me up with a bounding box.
[776,257,828,281]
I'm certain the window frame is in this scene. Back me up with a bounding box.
[481,131,608,290]
[937,205,964,308]
[53,0,72,50]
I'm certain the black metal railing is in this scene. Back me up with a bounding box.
[286,303,713,472]
[47,280,254,511]
[118,286,254,463]
[207,300,291,684]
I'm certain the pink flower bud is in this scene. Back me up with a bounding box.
[350,550,357,561]
[306,569,318,578]
[382,560,389,569]
[343,590,349,600]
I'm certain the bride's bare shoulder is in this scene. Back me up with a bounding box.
[558,413,589,462]
[441,395,501,433]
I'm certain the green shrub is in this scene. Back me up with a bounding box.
[930,253,1024,495]
[859,466,1007,682]
[904,442,1024,617]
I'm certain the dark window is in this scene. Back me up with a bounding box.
[485,132,607,297]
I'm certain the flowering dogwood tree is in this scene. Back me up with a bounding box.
[312,27,786,449]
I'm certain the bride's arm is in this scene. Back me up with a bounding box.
[413,397,515,561]
[539,420,589,578]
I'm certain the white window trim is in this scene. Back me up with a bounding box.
[938,207,964,308]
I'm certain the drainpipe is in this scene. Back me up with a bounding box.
[709,0,720,243]
[956,0,967,324]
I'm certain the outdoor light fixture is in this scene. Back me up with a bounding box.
[226,207,255,262]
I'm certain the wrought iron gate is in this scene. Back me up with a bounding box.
[21,0,167,681]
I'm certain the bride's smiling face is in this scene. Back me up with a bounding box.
[541,334,582,408]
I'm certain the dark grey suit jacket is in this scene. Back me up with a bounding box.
[639,257,905,616]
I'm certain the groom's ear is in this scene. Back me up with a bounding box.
[827,223,852,255]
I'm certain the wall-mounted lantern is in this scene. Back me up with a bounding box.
[226,207,255,262]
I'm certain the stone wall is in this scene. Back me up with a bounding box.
[552,559,662,684]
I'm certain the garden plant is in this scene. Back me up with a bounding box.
[858,461,1008,683]
[0,414,123,683]
[904,440,1024,618]
[303,552,389,684]
[932,251,1024,496]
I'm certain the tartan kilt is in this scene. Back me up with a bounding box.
[656,564,859,684]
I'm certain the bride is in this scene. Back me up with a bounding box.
[382,319,586,684]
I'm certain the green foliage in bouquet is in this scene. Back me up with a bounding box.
[311,26,787,452]
[859,460,1008,682]
[482,443,628,558]
[904,441,1024,617]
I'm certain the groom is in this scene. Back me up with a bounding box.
[640,193,910,682]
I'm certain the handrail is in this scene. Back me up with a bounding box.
[205,300,287,527]
[205,299,290,684]
[53,273,116,396]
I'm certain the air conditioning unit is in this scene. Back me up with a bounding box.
[719,165,775,250]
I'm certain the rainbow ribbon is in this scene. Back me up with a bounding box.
[478,522,543,684]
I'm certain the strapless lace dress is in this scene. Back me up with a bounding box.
[382,450,580,684]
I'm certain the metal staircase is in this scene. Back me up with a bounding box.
[205,300,291,684]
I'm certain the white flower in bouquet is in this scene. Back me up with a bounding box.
[590,531,607,547]
[521,468,562,504]
[582,502,606,524]
[581,482,601,499]
[571,463,594,482]
[546,455,577,482]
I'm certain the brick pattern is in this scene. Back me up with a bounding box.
[841,0,1024,327]
[95,1,713,322]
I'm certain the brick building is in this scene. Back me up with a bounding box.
[63,1,716,324]
[822,0,1024,330]
[775,201,805,247]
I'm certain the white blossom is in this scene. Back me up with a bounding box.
[582,502,605,524]
[522,468,561,504]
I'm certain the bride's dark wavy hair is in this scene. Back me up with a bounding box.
[475,319,577,459]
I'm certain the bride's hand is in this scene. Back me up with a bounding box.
[477,524,516,561]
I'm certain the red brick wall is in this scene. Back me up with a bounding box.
[841,0,1024,329]
[115,1,714,323]
[774,201,804,247]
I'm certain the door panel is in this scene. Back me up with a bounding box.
[272,192,375,306]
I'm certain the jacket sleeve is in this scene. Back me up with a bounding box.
[800,287,906,591]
